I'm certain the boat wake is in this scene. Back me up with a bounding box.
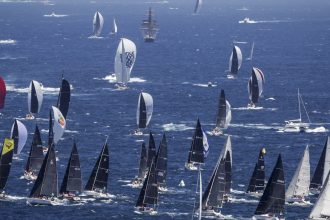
[192,83,217,88]
[286,201,313,206]
[0,39,17,45]
[230,123,282,130]
[162,123,194,131]
[278,126,328,133]
[230,197,259,204]
[97,74,146,83]
[44,13,68,17]
[232,106,277,111]
[88,36,104,39]
[6,84,72,95]
[0,55,26,60]
[306,126,328,133]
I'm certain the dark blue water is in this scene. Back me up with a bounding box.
[0,0,330,219]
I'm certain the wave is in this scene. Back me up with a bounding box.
[232,106,277,111]
[6,84,73,95]
[99,74,146,83]
[192,83,217,88]
[236,7,249,11]
[44,13,68,18]
[286,201,313,206]
[306,126,328,133]
[230,123,282,130]
[0,39,17,45]
[162,123,194,131]
[0,55,26,60]
[278,126,328,133]
[233,41,248,44]
[88,36,104,39]
[230,197,259,204]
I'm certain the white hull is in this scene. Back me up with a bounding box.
[252,214,284,220]
[24,172,37,181]
[185,162,198,171]
[134,207,157,215]
[286,196,308,204]
[84,190,110,198]
[26,197,63,206]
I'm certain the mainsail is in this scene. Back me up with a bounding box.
[135,159,158,208]
[248,67,265,105]
[85,141,109,193]
[140,7,159,42]
[137,142,147,180]
[52,106,66,144]
[137,92,153,129]
[111,18,117,34]
[215,90,232,130]
[309,171,330,219]
[10,119,28,154]
[25,125,44,176]
[60,141,82,194]
[0,76,6,109]
[254,154,285,217]
[28,80,43,114]
[146,132,156,170]
[29,144,58,198]
[56,78,70,119]
[286,145,310,201]
[114,38,137,84]
[0,138,14,192]
[247,148,266,193]
[155,134,167,188]
[187,119,205,165]
[92,11,104,37]
[228,45,242,76]
[310,136,330,191]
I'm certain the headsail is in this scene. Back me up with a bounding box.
[28,80,43,114]
[25,125,44,175]
[155,133,167,188]
[0,138,14,191]
[52,106,66,144]
[56,78,70,119]
[228,45,242,76]
[85,141,109,193]
[247,148,266,193]
[286,145,310,200]
[10,119,28,154]
[255,154,285,217]
[0,76,6,109]
[29,144,58,198]
[60,141,82,194]
[92,11,104,37]
[114,38,137,84]
[137,92,153,129]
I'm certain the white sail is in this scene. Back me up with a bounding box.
[93,11,104,37]
[114,38,137,84]
[246,42,254,61]
[111,18,117,34]
[52,106,66,144]
[194,0,202,14]
[136,92,153,127]
[323,136,330,186]
[228,45,243,72]
[286,145,310,200]
[224,100,232,129]
[309,171,330,219]
[220,136,232,163]
[254,67,265,96]
[28,80,43,114]
[10,120,28,154]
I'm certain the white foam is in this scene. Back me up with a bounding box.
[88,36,104,39]
[306,126,328,133]
[99,74,146,83]
[266,97,276,101]
[44,13,68,18]
[230,197,259,204]
[6,84,72,95]
[192,83,216,88]
[0,39,17,45]
[232,106,277,111]
[162,123,194,131]
[233,41,248,44]
[230,123,281,130]
[0,55,26,60]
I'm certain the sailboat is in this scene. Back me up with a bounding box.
[140,7,159,42]
[24,125,44,180]
[310,136,330,195]
[132,142,147,187]
[252,154,285,220]
[57,76,71,119]
[92,11,104,37]
[26,80,43,119]
[135,92,153,135]
[59,141,82,201]
[27,144,61,206]
[84,140,109,196]
[0,138,14,199]
[110,18,117,35]
[247,148,266,195]
[10,119,28,155]
[286,145,310,204]
[211,89,232,135]
[199,156,226,217]
[185,119,206,170]
[135,159,158,215]
[0,76,6,110]
[284,89,311,132]
[193,0,202,14]
[227,45,242,79]
[114,38,137,88]
[155,133,167,191]
[309,171,330,219]
[246,42,255,61]
[247,67,265,108]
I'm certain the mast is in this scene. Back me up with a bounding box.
[85,141,109,192]
[255,154,285,217]
[298,89,302,122]
[0,138,14,192]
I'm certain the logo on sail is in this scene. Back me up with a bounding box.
[125,52,135,68]
[2,138,14,155]
[58,114,65,127]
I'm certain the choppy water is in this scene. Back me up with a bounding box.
[0,0,330,219]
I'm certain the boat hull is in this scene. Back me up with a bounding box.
[26,197,63,206]
[185,162,198,171]
[144,38,155,42]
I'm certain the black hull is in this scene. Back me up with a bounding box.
[144,38,155,42]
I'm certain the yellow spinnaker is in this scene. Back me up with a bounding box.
[2,138,14,155]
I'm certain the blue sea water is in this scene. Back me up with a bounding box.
[0,0,330,219]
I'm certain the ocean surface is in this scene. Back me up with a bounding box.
[0,0,330,219]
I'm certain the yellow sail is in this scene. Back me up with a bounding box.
[2,138,14,155]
